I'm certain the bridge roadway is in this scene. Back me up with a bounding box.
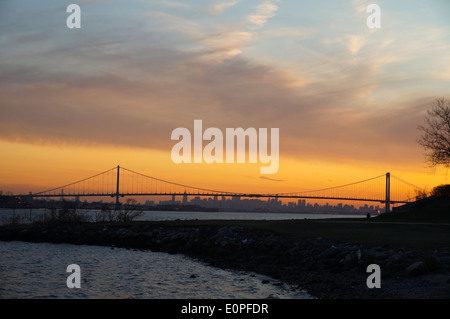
[30,192,409,204]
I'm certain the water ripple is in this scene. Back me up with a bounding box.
[0,241,311,299]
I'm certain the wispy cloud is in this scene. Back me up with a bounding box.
[347,34,366,55]
[260,176,285,182]
[147,0,283,63]
[209,0,240,16]
[147,0,195,9]
[352,0,369,14]
[246,0,280,29]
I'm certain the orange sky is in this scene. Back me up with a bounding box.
[0,140,447,201]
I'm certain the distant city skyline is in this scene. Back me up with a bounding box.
[27,194,383,215]
[155,195,383,214]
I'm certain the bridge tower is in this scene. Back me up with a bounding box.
[385,172,391,213]
[115,165,120,209]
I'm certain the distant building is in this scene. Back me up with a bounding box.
[183,191,188,205]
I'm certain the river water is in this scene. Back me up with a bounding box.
[0,241,311,299]
[0,209,361,299]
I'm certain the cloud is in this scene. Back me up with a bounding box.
[0,48,432,168]
[146,0,282,64]
[1,0,448,170]
[260,176,285,182]
[151,0,195,9]
[192,29,253,63]
[197,0,281,62]
[79,0,107,4]
[352,0,368,14]
[347,34,366,55]
[246,0,280,29]
[209,0,240,16]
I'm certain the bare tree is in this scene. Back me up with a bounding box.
[117,198,143,222]
[414,187,429,201]
[417,98,450,169]
[95,199,142,223]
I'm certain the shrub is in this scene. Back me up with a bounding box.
[431,184,450,198]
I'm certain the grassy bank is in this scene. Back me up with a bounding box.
[109,214,450,249]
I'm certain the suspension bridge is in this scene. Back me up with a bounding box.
[24,166,423,213]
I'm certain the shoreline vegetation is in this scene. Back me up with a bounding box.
[1,199,450,299]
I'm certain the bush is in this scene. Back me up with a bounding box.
[431,184,450,198]
[94,199,143,223]
[415,188,429,201]
[34,202,91,224]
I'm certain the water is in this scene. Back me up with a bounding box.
[136,210,363,221]
[0,208,364,224]
[0,241,311,299]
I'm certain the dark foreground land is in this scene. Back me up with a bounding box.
[1,207,450,299]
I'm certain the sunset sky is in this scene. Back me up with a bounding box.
[1,0,449,200]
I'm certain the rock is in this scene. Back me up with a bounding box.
[216,227,233,238]
[385,253,407,271]
[320,246,340,258]
[405,261,428,276]
[218,239,228,246]
[339,252,358,268]
[388,253,403,263]
[302,257,316,270]
[423,256,440,270]
[362,249,388,264]
[273,282,283,286]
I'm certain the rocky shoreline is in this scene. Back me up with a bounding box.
[1,222,449,299]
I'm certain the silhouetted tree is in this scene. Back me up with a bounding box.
[415,188,429,201]
[418,98,450,169]
[431,184,450,198]
[95,199,142,222]
[95,203,112,222]
[117,198,143,222]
